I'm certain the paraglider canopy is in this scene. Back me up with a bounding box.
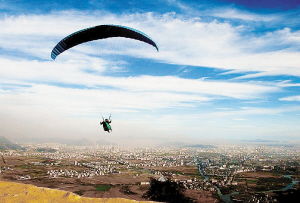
[51,24,159,60]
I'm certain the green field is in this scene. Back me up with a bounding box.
[94,184,112,191]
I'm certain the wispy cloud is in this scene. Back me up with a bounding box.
[1,11,299,78]
[279,95,300,102]
[0,56,279,100]
[208,106,300,117]
[277,81,300,87]
[207,7,279,21]
[0,4,299,142]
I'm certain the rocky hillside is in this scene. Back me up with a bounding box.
[0,136,23,150]
[0,181,156,203]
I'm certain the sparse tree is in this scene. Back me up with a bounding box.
[144,178,194,203]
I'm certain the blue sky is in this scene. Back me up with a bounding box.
[0,0,300,145]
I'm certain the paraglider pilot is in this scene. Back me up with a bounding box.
[100,117,112,133]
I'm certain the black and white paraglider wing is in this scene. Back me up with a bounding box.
[51,24,159,60]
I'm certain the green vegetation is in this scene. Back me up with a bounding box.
[94,184,112,191]
[246,179,257,184]
[219,185,238,195]
[17,164,31,169]
[186,144,216,149]
[28,169,45,177]
[254,177,292,192]
[120,186,136,195]
[144,178,193,203]
[74,190,84,196]
[36,148,57,153]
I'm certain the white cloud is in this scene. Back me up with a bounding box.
[0,84,209,113]
[0,9,299,142]
[279,95,300,102]
[208,106,300,117]
[0,11,289,103]
[0,56,279,100]
[167,0,278,22]
[208,8,278,22]
[0,11,299,78]
[276,80,300,87]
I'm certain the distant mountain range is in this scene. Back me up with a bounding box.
[240,139,295,147]
[15,136,114,146]
[241,139,277,143]
[0,136,24,150]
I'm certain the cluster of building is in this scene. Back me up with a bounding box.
[47,169,103,178]
[47,162,118,179]
[17,175,31,180]
[0,166,12,174]
[24,152,88,160]
[1,143,299,203]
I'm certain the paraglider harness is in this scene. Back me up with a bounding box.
[100,115,112,133]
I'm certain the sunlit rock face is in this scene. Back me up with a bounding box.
[0,181,156,203]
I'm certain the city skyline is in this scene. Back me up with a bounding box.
[0,0,300,145]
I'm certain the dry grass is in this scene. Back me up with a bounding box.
[0,181,156,203]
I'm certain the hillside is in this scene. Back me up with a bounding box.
[0,181,156,203]
[0,136,23,150]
